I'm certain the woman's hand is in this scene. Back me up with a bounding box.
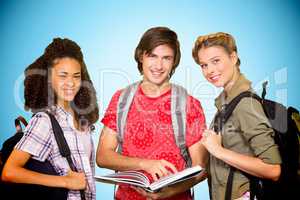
[64,170,87,190]
[201,129,223,157]
[139,159,178,181]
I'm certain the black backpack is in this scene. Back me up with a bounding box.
[213,82,300,200]
[0,112,86,200]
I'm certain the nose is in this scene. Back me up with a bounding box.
[206,64,215,74]
[65,77,75,87]
[154,58,163,70]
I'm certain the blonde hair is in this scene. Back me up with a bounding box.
[192,32,240,70]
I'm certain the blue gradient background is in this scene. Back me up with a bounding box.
[1,0,299,199]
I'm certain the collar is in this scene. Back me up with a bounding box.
[48,105,91,133]
[49,105,72,122]
[215,73,252,111]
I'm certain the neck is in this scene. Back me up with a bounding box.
[140,80,171,97]
[224,70,240,94]
[57,101,81,130]
[57,100,73,114]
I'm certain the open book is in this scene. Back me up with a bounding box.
[95,165,204,193]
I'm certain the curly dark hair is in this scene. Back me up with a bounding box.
[24,38,99,126]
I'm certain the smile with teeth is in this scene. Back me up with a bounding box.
[64,89,75,95]
[209,74,221,82]
[151,70,164,77]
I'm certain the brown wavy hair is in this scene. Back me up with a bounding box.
[192,32,241,71]
[134,27,181,77]
[24,38,99,126]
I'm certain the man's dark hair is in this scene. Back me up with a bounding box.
[134,27,181,77]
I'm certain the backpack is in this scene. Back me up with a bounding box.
[0,112,86,200]
[213,82,300,200]
[116,81,192,167]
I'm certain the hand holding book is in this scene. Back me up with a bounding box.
[95,165,204,193]
[138,159,178,181]
[131,184,174,199]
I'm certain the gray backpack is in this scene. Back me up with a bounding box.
[116,81,192,167]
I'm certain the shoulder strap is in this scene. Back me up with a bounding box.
[218,91,261,200]
[171,84,191,167]
[116,81,141,153]
[116,82,192,167]
[171,84,194,198]
[114,81,140,199]
[46,113,76,170]
[214,91,261,133]
[14,116,28,132]
[46,112,86,200]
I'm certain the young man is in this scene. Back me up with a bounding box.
[96,27,207,200]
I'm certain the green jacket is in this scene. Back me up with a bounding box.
[208,74,282,200]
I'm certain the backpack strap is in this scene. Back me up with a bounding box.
[14,116,28,132]
[214,91,261,200]
[214,91,261,132]
[116,82,192,167]
[114,81,142,199]
[114,83,193,198]
[46,112,86,200]
[170,84,194,199]
[171,84,191,167]
[116,81,141,154]
[261,81,268,100]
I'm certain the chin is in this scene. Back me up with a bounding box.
[148,78,167,86]
[62,96,75,102]
[210,81,224,88]
[215,83,224,88]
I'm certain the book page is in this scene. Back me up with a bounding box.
[95,166,203,193]
[95,170,151,188]
[149,165,203,191]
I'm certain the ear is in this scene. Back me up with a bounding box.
[138,51,145,63]
[230,51,238,65]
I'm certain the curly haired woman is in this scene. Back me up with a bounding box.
[1,38,99,200]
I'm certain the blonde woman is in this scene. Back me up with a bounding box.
[192,32,281,200]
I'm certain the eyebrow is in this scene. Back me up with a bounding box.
[163,55,174,58]
[146,52,156,56]
[200,56,220,63]
[208,56,220,61]
[146,52,173,58]
[57,71,81,75]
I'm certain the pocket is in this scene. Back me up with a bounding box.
[222,119,240,148]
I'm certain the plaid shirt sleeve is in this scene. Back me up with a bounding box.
[15,112,53,162]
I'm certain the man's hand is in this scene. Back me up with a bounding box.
[139,159,178,181]
[132,186,175,200]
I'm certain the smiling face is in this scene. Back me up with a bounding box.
[51,57,81,108]
[197,46,238,90]
[141,44,175,88]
